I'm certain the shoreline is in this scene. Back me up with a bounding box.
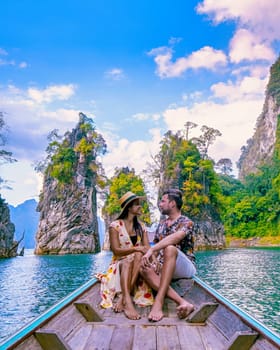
[226,236,280,248]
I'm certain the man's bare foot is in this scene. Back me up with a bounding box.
[176,301,194,319]
[148,301,164,322]
[113,296,124,313]
[123,299,141,320]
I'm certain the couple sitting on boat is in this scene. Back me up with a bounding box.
[97,189,196,322]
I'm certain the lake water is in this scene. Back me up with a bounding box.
[0,247,279,343]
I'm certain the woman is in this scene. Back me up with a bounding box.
[97,191,154,320]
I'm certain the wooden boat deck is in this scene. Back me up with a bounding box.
[3,278,280,350]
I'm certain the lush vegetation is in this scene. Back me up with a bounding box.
[99,117,280,240]
[3,102,279,241]
[35,114,107,190]
[267,56,280,106]
[147,124,223,221]
[102,167,151,225]
[219,115,280,238]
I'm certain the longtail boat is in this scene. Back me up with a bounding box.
[0,276,279,350]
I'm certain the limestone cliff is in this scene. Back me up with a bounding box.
[0,195,18,258]
[34,113,106,255]
[194,218,225,250]
[238,57,280,180]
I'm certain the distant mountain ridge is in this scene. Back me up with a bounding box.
[9,199,39,249]
[9,199,105,250]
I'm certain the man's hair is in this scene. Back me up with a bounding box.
[163,189,183,210]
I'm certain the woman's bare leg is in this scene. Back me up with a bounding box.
[119,257,141,320]
[130,252,143,290]
[112,293,123,313]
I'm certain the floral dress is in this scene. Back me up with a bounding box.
[96,219,154,309]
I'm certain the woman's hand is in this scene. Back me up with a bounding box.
[134,246,149,254]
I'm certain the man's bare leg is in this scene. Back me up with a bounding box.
[141,246,194,321]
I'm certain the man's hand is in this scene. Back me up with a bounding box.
[141,247,153,267]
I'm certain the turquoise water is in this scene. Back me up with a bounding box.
[0,248,279,343]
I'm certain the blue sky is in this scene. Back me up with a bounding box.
[1,0,280,206]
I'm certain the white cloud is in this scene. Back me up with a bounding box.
[40,108,81,123]
[230,29,276,63]
[148,45,227,78]
[197,0,280,44]
[162,95,263,172]
[132,113,161,121]
[0,48,28,68]
[27,84,76,104]
[0,83,82,161]
[101,128,162,178]
[132,113,149,121]
[19,61,28,69]
[0,161,42,206]
[231,64,269,79]
[211,75,267,102]
[105,68,125,80]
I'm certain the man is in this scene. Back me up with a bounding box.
[141,189,196,322]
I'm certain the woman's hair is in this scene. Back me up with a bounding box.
[118,199,143,238]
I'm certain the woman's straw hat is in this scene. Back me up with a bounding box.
[117,191,145,218]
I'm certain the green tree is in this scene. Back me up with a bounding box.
[103,167,151,225]
[191,125,222,159]
[148,127,223,221]
[221,117,280,238]
[216,158,233,176]
[35,114,107,190]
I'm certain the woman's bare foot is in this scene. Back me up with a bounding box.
[148,301,164,322]
[176,301,194,319]
[123,298,141,320]
[113,296,124,313]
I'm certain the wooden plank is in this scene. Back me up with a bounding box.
[186,302,218,323]
[171,278,194,297]
[136,305,151,319]
[78,282,105,314]
[14,336,43,350]
[251,337,280,350]
[109,325,134,350]
[157,326,180,350]
[198,322,228,350]
[210,303,251,340]
[82,325,115,350]
[67,324,92,350]
[165,299,177,318]
[133,325,156,350]
[177,325,206,349]
[74,302,104,322]
[227,331,258,350]
[41,303,84,338]
[185,284,216,305]
[35,330,71,350]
